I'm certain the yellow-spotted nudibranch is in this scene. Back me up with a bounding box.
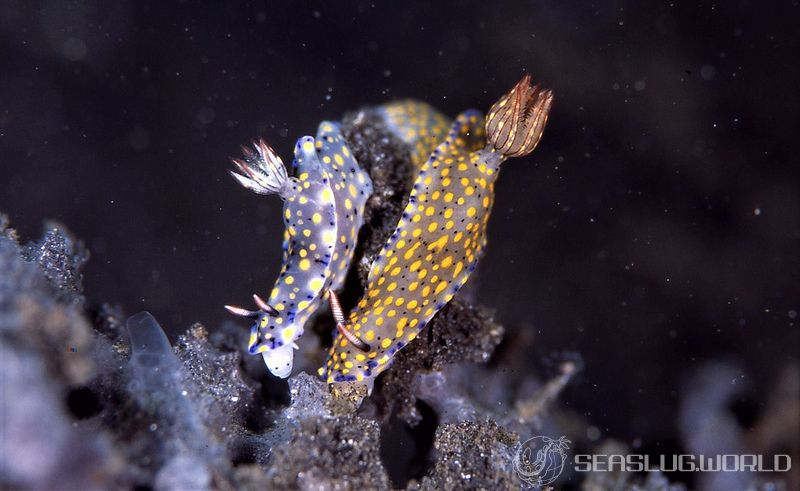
[226,122,372,378]
[377,100,451,168]
[320,75,553,391]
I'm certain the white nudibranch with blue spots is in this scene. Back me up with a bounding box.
[225,122,372,378]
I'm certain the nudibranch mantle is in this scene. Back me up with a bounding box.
[320,75,553,392]
[227,121,372,378]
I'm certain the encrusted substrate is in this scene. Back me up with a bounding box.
[415,420,519,491]
[0,203,525,490]
[374,300,504,425]
[264,374,391,490]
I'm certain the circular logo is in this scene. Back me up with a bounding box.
[513,435,571,488]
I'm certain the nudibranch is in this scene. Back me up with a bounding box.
[320,75,553,391]
[226,122,372,378]
[377,100,451,168]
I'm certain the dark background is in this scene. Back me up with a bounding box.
[1,0,797,447]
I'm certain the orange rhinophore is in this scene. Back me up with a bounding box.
[486,74,554,158]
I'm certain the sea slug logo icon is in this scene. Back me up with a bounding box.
[513,435,571,488]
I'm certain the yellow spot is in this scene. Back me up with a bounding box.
[427,222,438,233]
[410,260,422,272]
[365,330,375,341]
[428,235,449,251]
[285,275,294,285]
[376,317,384,326]
[408,281,419,292]
[381,338,392,349]
[435,280,448,295]
[322,229,335,244]
[312,213,322,224]
[303,229,311,237]
[309,277,323,291]
[302,141,314,152]
[299,259,311,271]
[395,297,405,306]
[281,327,296,343]
[387,282,397,292]
[356,353,366,361]
[404,242,421,259]
[298,300,310,310]
[444,208,454,219]
[321,188,333,202]
[467,207,476,217]
[334,154,344,166]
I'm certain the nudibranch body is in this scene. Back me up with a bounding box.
[377,100,451,168]
[321,75,553,390]
[226,122,372,378]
